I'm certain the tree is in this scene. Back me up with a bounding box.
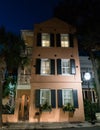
[54,0,100,109]
[0,57,6,127]
[0,26,26,127]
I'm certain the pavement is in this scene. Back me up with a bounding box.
[0,121,100,129]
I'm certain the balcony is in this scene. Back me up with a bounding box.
[18,74,31,85]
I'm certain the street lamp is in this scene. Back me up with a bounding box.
[84,72,95,124]
[84,72,91,101]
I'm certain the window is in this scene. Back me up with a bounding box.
[58,89,78,108]
[61,59,70,75]
[36,59,55,75]
[35,89,56,108]
[57,59,76,75]
[82,89,97,103]
[42,33,50,47]
[56,33,73,47]
[41,59,50,75]
[37,33,54,47]
[40,89,51,105]
[61,34,69,47]
[62,89,73,105]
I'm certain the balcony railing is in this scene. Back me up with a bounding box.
[17,74,31,85]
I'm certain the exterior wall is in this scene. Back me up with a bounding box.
[30,83,84,122]
[30,18,84,122]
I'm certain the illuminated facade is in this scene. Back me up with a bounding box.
[3,18,85,123]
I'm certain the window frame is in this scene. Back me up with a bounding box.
[40,89,51,106]
[61,34,69,47]
[62,89,74,106]
[41,33,50,47]
[61,59,70,75]
[41,59,51,75]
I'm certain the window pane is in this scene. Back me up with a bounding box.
[42,33,50,47]
[40,89,51,105]
[61,34,69,47]
[61,59,70,75]
[62,89,73,105]
[41,59,50,75]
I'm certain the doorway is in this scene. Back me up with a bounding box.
[18,94,30,121]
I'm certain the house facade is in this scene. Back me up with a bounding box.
[2,18,84,123]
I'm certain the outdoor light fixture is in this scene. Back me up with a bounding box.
[84,72,91,101]
[84,72,91,81]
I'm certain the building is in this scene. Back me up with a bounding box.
[3,18,85,123]
[79,56,97,103]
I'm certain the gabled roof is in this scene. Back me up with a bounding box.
[34,17,76,32]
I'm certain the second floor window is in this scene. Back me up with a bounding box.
[57,59,76,75]
[36,58,76,75]
[42,33,50,47]
[36,59,55,75]
[61,59,70,75]
[41,59,50,75]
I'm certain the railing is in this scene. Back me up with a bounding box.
[17,74,31,85]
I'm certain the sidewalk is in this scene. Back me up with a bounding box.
[1,121,100,129]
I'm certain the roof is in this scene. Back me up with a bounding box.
[34,17,76,33]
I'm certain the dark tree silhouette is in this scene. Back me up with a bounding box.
[0,26,26,127]
[54,0,100,109]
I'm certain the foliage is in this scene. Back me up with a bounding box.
[2,76,17,98]
[2,76,17,114]
[63,103,75,112]
[0,26,27,71]
[84,99,98,121]
[54,0,100,51]
[39,102,52,112]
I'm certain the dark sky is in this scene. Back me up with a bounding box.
[0,0,60,35]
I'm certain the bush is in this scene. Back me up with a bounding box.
[84,99,97,121]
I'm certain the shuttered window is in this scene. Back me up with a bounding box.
[56,33,74,47]
[57,89,78,108]
[57,59,76,75]
[37,33,54,47]
[36,59,55,75]
[41,59,50,75]
[35,89,56,108]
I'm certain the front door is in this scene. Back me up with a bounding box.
[18,95,30,121]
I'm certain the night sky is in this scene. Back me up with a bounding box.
[0,0,60,35]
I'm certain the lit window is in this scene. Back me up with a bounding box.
[42,33,50,47]
[61,34,69,47]
[40,89,51,105]
[62,89,73,105]
[61,59,70,75]
[41,59,50,75]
